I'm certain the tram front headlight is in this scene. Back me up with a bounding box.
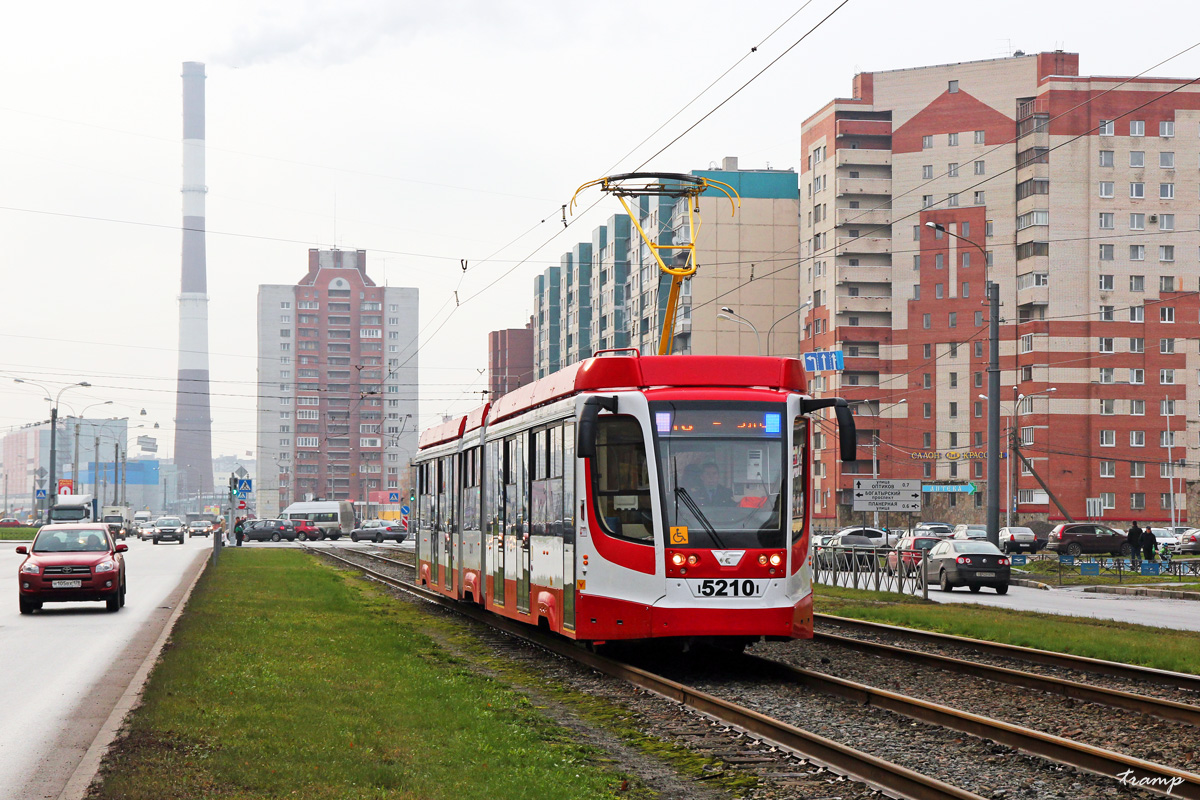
[769,553,783,567]
[686,554,700,566]
[757,554,768,566]
[670,552,685,567]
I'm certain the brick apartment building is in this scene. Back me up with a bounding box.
[488,318,535,397]
[256,249,419,518]
[801,52,1200,527]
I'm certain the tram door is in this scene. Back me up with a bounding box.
[514,434,530,614]
[488,439,505,606]
[562,421,576,631]
[442,455,456,593]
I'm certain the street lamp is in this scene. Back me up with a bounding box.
[847,398,907,526]
[925,221,1000,546]
[766,300,811,357]
[717,306,761,355]
[14,378,90,518]
[981,387,1056,528]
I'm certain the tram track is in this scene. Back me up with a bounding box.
[305,546,1200,799]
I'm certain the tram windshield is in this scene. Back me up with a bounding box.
[651,401,786,549]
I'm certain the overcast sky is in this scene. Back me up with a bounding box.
[3,0,1199,463]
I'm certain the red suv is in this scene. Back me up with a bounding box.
[16,523,127,614]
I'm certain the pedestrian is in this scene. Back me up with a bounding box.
[1142,527,1157,563]
[1127,521,1143,566]
[234,517,245,547]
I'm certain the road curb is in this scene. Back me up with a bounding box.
[56,552,211,800]
[1009,578,1052,590]
[1083,584,1200,601]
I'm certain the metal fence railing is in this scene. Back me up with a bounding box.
[810,545,929,598]
[1011,553,1200,584]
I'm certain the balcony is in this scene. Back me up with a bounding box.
[835,236,891,256]
[836,119,892,138]
[835,148,891,168]
[836,265,892,284]
[836,177,892,196]
[836,294,892,314]
[836,206,892,226]
[1016,284,1050,307]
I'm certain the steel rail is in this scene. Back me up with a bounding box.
[307,547,986,800]
[747,653,1200,799]
[816,613,1200,693]
[814,630,1200,727]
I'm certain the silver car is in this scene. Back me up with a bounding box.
[1178,529,1200,555]
[998,526,1038,554]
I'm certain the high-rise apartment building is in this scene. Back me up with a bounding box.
[533,267,561,379]
[488,318,535,398]
[256,249,419,518]
[534,159,801,368]
[801,51,1200,526]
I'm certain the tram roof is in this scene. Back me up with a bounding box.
[418,355,806,451]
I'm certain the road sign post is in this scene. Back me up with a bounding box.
[851,479,922,513]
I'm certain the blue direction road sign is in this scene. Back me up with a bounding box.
[801,350,844,373]
[400,505,411,515]
[1059,555,1075,566]
[388,491,400,503]
[237,478,253,493]
[1080,562,1100,576]
[35,489,47,499]
[1010,555,1027,566]
[921,483,977,494]
[1141,562,1161,576]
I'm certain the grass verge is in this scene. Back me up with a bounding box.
[813,582,1200,675]
[87,550,647,800]
[0,527,37,540]
[1015,558,1200,586]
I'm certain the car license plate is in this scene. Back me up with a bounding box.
[975,572,996,578]
[687,578,766,598]
[52,579,82,588]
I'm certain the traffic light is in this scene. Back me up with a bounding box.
[410,489,416,503]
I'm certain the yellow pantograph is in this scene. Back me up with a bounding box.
[570,172,739,355]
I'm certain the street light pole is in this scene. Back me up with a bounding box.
[766,300,811,357]
[13,379,90,519]
[926,222,999,545]
[718,307,761,355]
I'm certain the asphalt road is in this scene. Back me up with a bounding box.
[921,581,1200,632]
[0,535,207,800]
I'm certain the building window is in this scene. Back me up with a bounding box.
[935,283,944,299]
[923,403,931,419]
[1099,274,1114,291]
[974,130,985,144]
[922,195,934,208]
[974,401,982,418]
[975,310,983,326]
[974,190,985,205]
[1130,337,1144,353]
[1161,431,1178,448]
[1130,213,1145,230]
[922,313,931,329]
[922,164,934,179]
[1130,182,1145,199]
[1161,337,1176,354]
[1161,183,1175,199]
[1130,120,1145,136]
[1100,430,1115,447]
[1099,213,1114,229]
[1131,493,1145,510]
[1099,120,1114,136]
[1099,305,1114,321]
[1099,182,1114,198]
[1161,306,1175,323]
[948,162,959,177]
[948,80,959,93]
[948,132,958,146]
[1100,398,1115,415]
[1130,151,1146,168]
[973,160,985,175]
[1160,246,1176,263]
[1160,214,1175,230]
[1099,337,1114,353]
[1099,367,1114,383]
[948,312,957,328]
[1099,244,1114,260]
[948,402,958,418]
[1161,369,1176,385]
[1161,152,1175,169]
[948,193,959,207]
[1099,150,1114,167]
[1130,305,1144,322]
[1131,461,1145,478]
[1130,368,1145,385]
[922,135,933,149]
[1160,120,1175,137]
[1130,275,1144,292]
[1100,461,1115,478]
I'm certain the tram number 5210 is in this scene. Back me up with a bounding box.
[697,579,762,598]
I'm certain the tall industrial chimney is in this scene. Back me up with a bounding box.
[174,61,214,500]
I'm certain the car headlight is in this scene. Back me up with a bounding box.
[20,562,40,575]
[95,560,117,573]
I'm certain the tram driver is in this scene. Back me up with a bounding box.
[696,462,735,506]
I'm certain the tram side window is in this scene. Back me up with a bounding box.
[419,463,434,532]
[505,436,527,536]
[531,429,549,537]
[563,421,575,532]
[791,417,807,545]
[592,415,653,542]
[549,424,563,537]
[440,456,456,532]
[462,447,480,530]
[485,440,502,536]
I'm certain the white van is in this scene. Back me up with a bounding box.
[280,501,354,540]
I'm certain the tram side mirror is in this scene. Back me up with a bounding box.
[577,395,618,459]
[798,397,857,463]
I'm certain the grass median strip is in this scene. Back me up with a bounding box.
[814,583,1200,675]
[87,549,644,800]
[0,527,38,540]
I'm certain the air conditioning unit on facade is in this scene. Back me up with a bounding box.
[1149,215,1158,223]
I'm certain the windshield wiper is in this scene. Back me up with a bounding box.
[674,486,725,549]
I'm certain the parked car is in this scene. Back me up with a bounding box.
[0,518,23,527]
[1045,523,1128,556]
[1146,528,1181,554]
[923,539,1011,593]
[886,535,940,575]
[997,526,1039,554]
[291,519,321,541]
[187,520,212,538]
[913,522,953,538]
[1178,529,1200,556]
[952,527,989,541]
[151,517,186,545]
[243,518,297,542]
[15,523,127,613]
[835,526,898,548]
[350,519,407,543]
[825,532,883,568]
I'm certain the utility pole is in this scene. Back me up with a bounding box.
[93,436,100,500]
[1166,396,1176,531]
[73,422,80,495]
[871,435,880,528]
[120,447,127,505]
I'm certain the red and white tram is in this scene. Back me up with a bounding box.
[412,352,856,645]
